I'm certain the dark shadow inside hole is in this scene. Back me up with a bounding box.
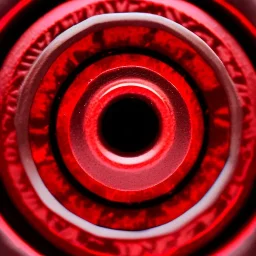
[99,95,160,156]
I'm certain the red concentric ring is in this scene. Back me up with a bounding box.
[55,54,203,203]
[0,0,255,255]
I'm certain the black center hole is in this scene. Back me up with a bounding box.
[99,95,161,156]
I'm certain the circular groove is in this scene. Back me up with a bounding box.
[48,48,209,209]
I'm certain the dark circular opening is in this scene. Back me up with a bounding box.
[99,95,160,156]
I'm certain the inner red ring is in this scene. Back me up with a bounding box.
[56,64,203,203]
[84,78,174,169]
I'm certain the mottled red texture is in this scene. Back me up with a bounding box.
[0,0,255,255]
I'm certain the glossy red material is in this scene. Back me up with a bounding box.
[0,0,255,255]
[29,51,204,229]
[55,54,203,203]
[28,21,230,230]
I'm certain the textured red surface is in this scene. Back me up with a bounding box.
[0,0,255,255]
[27,19,232,232]
[54,54,203,203]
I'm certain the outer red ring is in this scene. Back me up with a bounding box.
[84,77,174,169]
[29,20,231,228]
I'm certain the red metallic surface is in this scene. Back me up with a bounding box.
[0,0,255,255]
[28,16,232,230]
[28,52,204,229]
[54,54,203,203]
[26,14,232,229]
